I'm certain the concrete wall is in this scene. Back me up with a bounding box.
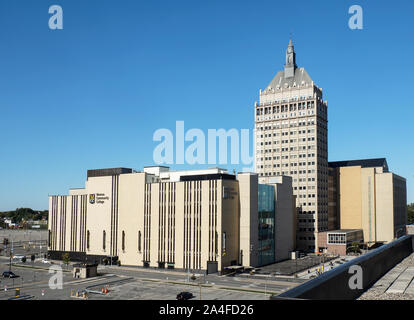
[339,166,362,230]
[337,166,407,246]
[117,172,146,266]
[220,180,240,269]
[85,176,113,257]
[278,235,413,300]
[238,173,258,268]
[375,173,394,243]
[361,168,377,243]
[273,176,294,261]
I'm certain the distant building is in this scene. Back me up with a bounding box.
[327,158,407,249]
[48,167,295,273]
[317,229,363,256]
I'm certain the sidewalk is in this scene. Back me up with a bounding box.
[99,265,199,277]
[359,252,414,300]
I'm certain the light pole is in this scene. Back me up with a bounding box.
[9,236,14,272]
[199,274,202,300]
[39,231,42,259]
[295,255,298,277]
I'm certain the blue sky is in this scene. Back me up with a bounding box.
[0,0,413,210]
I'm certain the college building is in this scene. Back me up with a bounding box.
[322,158,407,254]
[48,167,295,273]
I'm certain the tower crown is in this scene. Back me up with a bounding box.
[284,39,297,78]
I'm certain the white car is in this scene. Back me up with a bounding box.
[41,259,50,264]
[12,255,25,261]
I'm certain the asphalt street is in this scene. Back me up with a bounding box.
[0,256,303,300]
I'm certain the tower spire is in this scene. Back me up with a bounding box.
[284,38,297,78]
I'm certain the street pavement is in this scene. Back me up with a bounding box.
[0,257,302,300]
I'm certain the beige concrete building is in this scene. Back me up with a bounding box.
[255,40,329,252]
[48,167,295,272]
[328,158,407,248]
[239,174,295,267]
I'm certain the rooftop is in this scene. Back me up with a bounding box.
[264,67,314,92]
[87,168,134,179]
[329,158,388,171]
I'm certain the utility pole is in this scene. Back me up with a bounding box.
[39,232,41,259]
[295,256,298,277]
[9,236,14,272]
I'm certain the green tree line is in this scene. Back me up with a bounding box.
[0,208,48,225]
[408,203,414,225]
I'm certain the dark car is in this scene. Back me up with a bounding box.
[176,292,193,300]
[2,271,19,278]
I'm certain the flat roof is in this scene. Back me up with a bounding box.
[326,229,363,234]
[87,168,133,178]
[329,158,388,170]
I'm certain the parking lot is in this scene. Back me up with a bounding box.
[0,230,302,300]
[256,254,337,276]
[88,279,268,300]
[0,230,48,259]
[0,256,300,300]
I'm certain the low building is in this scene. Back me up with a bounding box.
[72,263,98,279]
[406,225,414,235]
[327,158,407,250]
[240,174,295,267]
[317,229,363,256]
[48,167,295,273]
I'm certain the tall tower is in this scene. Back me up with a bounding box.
[254,40,328,252]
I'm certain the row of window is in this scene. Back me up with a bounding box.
[256,101,316,116]
[86,230,142,253]
[258,145,317,153]
[259,137,316,145]
[298,237,316,241]
[256,118,317,129]
[258,153,317,161]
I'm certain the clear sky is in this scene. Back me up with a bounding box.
[0,0,413,211]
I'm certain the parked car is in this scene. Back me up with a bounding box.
[2,271,19,278]
[41,259,50,264]
[12,255,25,262]
[176,292,193,300]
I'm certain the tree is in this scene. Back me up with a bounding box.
[21,256,26,263]
[31,255,36,263]
[407,203,414,225]
[62,253,70,268]
[347,242,361,254]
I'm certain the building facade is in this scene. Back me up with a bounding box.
[328,158,407,247]
[238,174,295,267]
[255,40,329,252]
[48,167,295,272]
[317,229,363,256]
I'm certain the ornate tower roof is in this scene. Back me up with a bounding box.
[263,39,314,93]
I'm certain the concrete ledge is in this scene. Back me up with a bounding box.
[277,235,413,300]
